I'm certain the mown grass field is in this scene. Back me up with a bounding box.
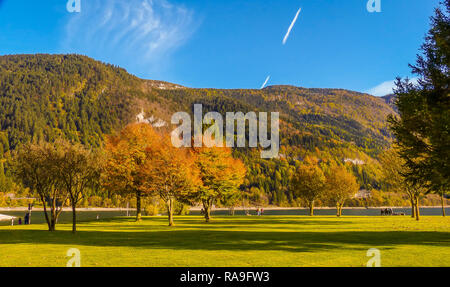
[0,216,449,267]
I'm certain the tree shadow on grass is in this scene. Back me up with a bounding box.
[0,226,448,254]
[88,218,357,232]
[122,216,357,225]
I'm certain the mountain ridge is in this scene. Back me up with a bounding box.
[0,54,396,204]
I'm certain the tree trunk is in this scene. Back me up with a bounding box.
[50,217,56,231]
[50,199,57,231]
[441,191,446,217]
[39,194,52,231]
[136,190,142,222]
[336,204,340,217]
[44,210,52,231]
[309,200,314,216]
[205,206,211,222]
[338,204,343,217]
[410,197,415,218]
[167,198,174,226]
[203,199,212,222]
[72,204,77,233]
[414,196,420,221]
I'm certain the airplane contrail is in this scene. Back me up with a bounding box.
[283,8,301,45]
[261,75,270,89]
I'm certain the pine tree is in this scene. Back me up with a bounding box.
[388,1,450,201]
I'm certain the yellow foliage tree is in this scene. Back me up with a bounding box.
[291,161,326,216]
[379,147,428,220]
[326,165,359,217]
[193,145,246,222]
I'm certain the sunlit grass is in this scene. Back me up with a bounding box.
[0,216,449,267]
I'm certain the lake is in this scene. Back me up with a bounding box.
[191,207,450,216]
[0,210,135,226]
[0,207,448,226]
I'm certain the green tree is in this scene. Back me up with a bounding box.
[0,132,11,194]
[388,1,450,214]
[55,140,101,233]
[13,142,69,231]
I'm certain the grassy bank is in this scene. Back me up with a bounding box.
[0,216,449,267]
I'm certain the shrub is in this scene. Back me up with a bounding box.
[174,201,190,215]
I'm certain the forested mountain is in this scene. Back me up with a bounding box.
[0,54,397,206]
[382,94,398,112]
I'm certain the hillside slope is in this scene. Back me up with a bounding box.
[0,54,397,205]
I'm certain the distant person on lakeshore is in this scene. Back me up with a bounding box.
[18,218,22,225]
[24,213,29,224]
[261,208,264,215]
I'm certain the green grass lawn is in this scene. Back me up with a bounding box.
[0,215,449,267]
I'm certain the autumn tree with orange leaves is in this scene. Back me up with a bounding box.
[103,123,161,221]
[143,135,201,226]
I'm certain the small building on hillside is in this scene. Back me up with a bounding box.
[353,189,371,199]
[343,158,365,165]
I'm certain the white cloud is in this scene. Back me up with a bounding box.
[62,0,197,75]
[283,8,301,45]
[365,78,418,97]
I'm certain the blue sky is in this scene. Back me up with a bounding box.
[0,0,440,96]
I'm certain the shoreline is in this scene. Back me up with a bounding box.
[0,207,133,212]
[190,206,449,211]
[1,206,448,212]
